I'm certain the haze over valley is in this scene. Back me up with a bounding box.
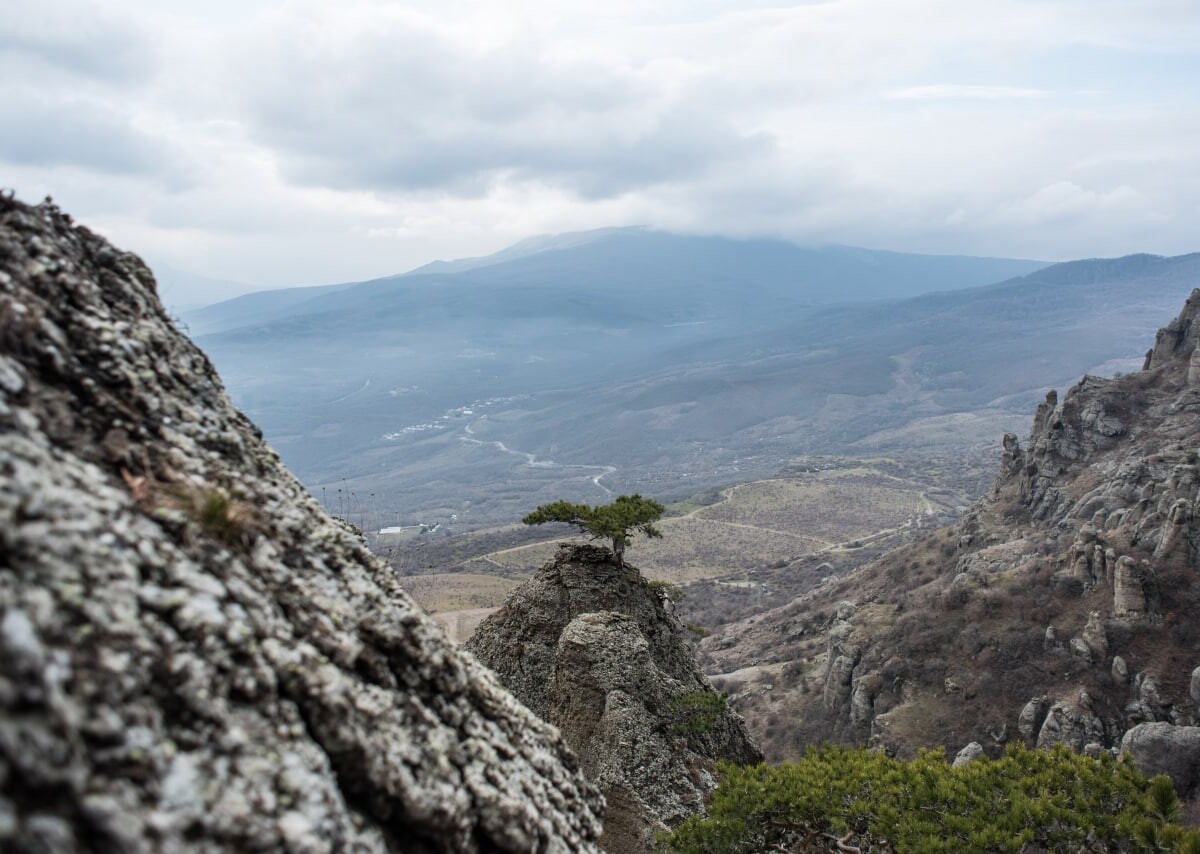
[188,231,1200,549]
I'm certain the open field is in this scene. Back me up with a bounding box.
[430,608,499,643]
[398,572,525,613]
[398,457,971,630]
[696,472,937,543]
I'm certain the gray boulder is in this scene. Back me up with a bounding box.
[1121,723,1200,796]
[952,742,985,768]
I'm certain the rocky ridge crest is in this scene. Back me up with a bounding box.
[467,544,761,853]
[0,197,603,851]
[703,289,1200,776]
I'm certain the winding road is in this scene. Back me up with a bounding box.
[461,421,616,495]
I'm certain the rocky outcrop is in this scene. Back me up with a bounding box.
[0,197,603,851]
[1121,723,1200,797]
[952,742,984,767]
[467,545,760,852]
[1036,695,1105,752]
[707,288,1200,770]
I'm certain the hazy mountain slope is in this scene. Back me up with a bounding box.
[183,280,361,335]
[187,228,1046,336]
[189,240,1196,535]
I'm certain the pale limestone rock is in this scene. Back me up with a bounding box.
[822,619,861,712]
[1081,611,1108,660]
[952,742,984,768]
[1154,498,1191,560]
[1113,556,1147,618]
[469,545,760,853]
[1069,637,1093,665]
[850,672,882,726]
[1187,347,1200,385]
[1138,673,1164,708]
[1043,625,1059,651]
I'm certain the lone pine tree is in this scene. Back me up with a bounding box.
[523,494,665,564]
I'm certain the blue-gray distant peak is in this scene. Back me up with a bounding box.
[182,230,1049,337]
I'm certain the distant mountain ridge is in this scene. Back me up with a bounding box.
[183,233,1198,537]
[184,228,1047,336]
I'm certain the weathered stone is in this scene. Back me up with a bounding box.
[1191,666,1200,708]
[1121,723,1200,796]
[737,287,1200,761]
[1147,291,1200,370]
[1138,673,1165,708]
[1154,498,1191,560]
[0,197,603,852]
[823,619,862,712]
[952,742,984,768]
[850,671,883,726]
[1112,656,1129,684]
[1036,699,1105,752]
[1068,637,1093,664]
[1018,697,1048,744]
[1081,611,1108,660]
[1043,625,1059,651]
[468,545,760,852]
[1113,556,1147,618]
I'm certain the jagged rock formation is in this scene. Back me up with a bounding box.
[0,197,604,851]
[701,289,1200,771]
[466,544,761,853]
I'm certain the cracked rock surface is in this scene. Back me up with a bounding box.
[467,544,761,853]
[0,196,603,852]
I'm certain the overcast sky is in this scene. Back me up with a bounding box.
[3,0,1199,303]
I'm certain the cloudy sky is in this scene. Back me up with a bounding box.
[3,0,1199,303]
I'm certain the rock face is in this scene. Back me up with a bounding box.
[0,197,604,851]
[467,545,761,852]
[699,288,1200,771]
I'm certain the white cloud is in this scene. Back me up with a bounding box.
[2,0,1199,301]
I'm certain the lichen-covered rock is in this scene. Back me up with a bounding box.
[467,544,760,852]
[1113,656,1129,685]
[1036,698,1105,752]
[0,197,604,852]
